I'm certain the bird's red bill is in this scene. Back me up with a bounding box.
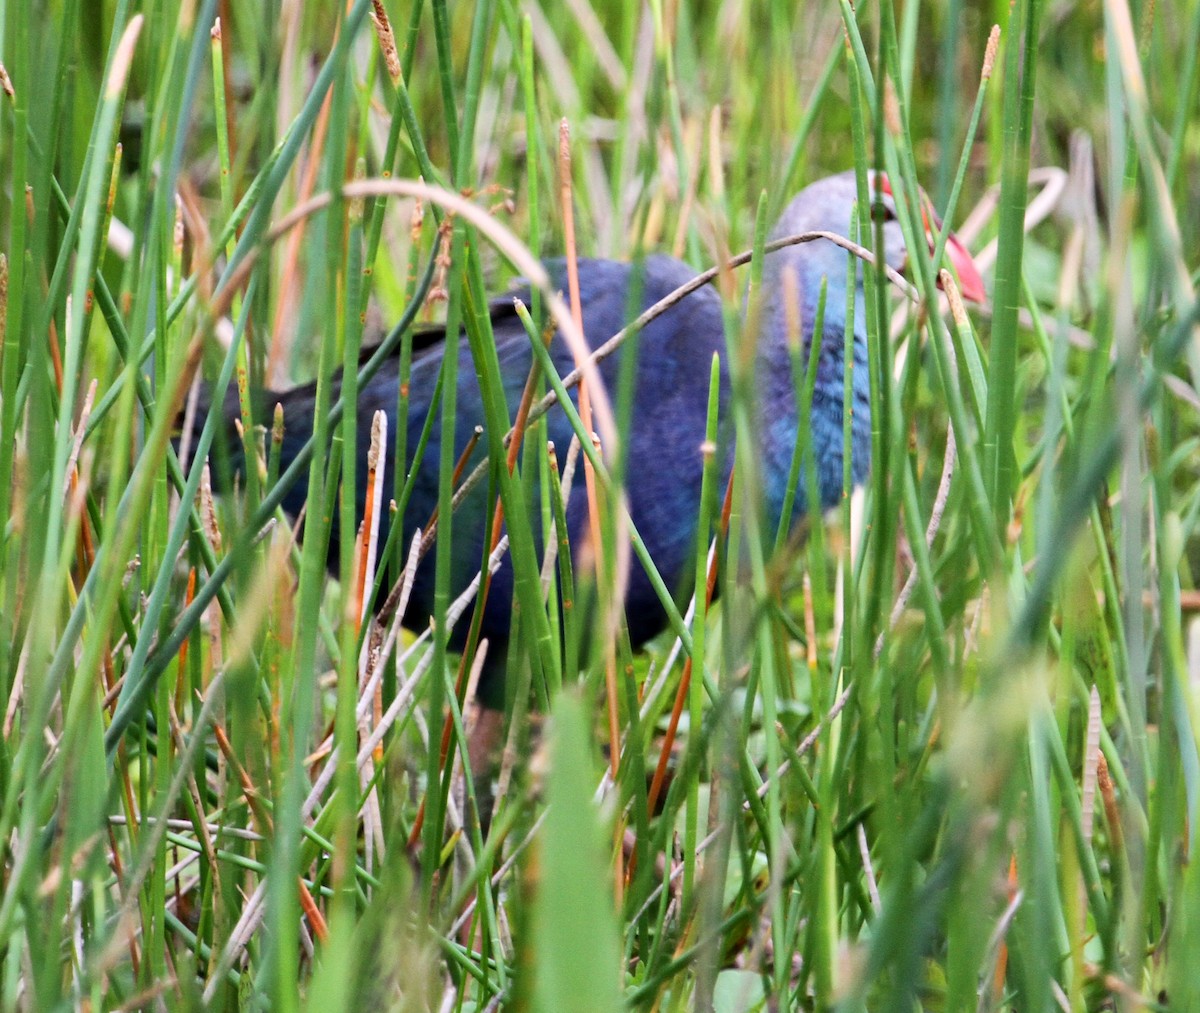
[944,231,987,304]
[874,171,987,304]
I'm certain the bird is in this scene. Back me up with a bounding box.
[194,169,984,773]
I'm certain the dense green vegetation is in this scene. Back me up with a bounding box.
[1,0,1198,1008]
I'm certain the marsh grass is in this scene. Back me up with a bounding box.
[1,0,1198,1008]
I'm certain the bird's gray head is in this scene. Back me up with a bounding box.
[763,169,986,323]
[769,170,906,285]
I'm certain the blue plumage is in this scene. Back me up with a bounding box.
[271,255,731,706]
[201,172,981,713]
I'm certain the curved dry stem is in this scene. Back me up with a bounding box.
[215,178,621,461]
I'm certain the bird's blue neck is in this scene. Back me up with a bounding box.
[754,249,872,527]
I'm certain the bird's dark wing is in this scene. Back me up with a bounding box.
[203,254,727,708]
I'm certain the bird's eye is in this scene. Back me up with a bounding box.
[871,200,894,224]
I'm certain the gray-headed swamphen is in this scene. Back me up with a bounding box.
[196,170,985,771]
